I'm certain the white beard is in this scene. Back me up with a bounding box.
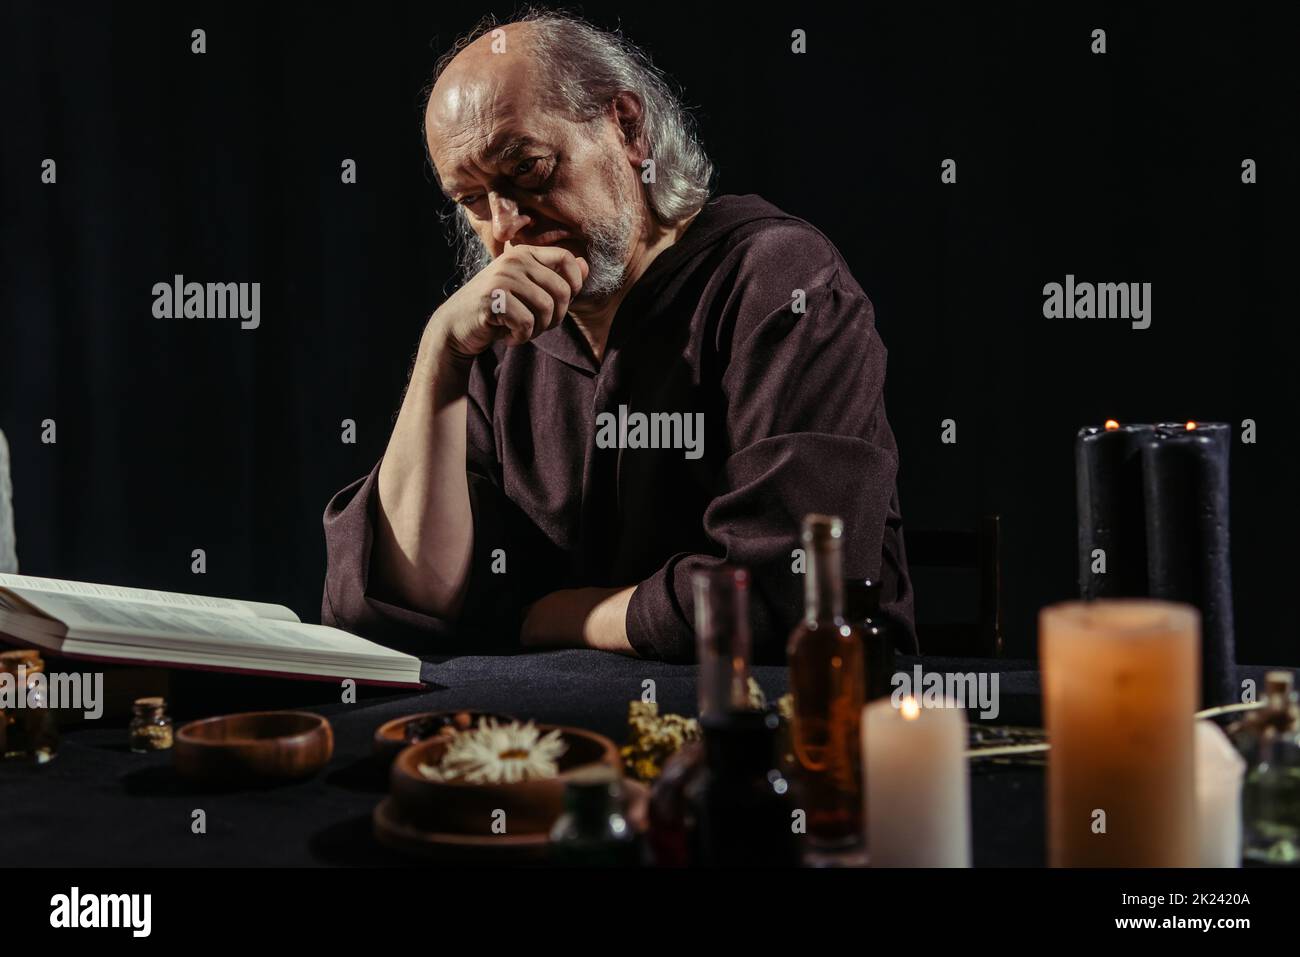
[574,206,634,302]
[454,206,636,303]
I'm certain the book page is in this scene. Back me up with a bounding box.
[3,587,413,665]
[0,573,299,622]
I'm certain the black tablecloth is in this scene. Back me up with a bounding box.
[0,652,1288,867]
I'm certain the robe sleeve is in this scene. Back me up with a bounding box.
[624,222,917,662]
[320,350,536,655]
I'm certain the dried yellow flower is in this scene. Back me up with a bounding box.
[621,699,702,781]
[777,693,793,721]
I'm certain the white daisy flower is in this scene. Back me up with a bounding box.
[418,718,569,784]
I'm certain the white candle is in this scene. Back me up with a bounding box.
[862,695,971,867]
[1195,719,1245,867]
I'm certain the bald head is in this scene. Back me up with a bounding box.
[426,23,544,158]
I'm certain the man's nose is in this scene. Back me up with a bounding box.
[489,192,532,247]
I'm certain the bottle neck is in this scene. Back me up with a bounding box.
[694,570,751,660]
[805,540,844,622]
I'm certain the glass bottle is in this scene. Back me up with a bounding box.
[787,514,866,852]
[1231,671,1300,865]
[0,651,42,754]
[0,650,59,764]
[645,739,705,867]
[844,578,898,703]
[686,710,801,867]
[693,566,752,721]
[129,697,174,752]
[549,765,641,866]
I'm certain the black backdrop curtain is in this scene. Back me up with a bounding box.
[1,1,1296,662]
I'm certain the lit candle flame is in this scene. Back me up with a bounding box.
[1104,419,1119,431]
[900,696,921,720]
[1185,421,1197,430]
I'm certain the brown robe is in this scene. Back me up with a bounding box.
[322,194,915,662]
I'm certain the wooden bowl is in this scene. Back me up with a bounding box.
[390,724,621,835]
[175,711,333,785]
[372,710,515,764]
[374,778,649,863]
[372,797,553,863]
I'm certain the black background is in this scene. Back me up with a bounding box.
[1,1,1295,662]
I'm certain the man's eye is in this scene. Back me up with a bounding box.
[458,195,484,209]
[513,155,555,186]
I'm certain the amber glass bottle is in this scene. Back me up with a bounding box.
[787,515,865,850]
[0,650,59,763]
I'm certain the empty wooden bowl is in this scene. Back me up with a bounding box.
[390,724,620,835]
[175,711,333,786]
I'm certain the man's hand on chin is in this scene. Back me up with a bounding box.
[520,586,637,655]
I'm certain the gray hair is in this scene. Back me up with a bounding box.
[423,8,715,283]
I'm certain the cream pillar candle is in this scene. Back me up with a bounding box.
[862,695,970,867]
[1040,600,1198,867]
[1195,719,1245,867]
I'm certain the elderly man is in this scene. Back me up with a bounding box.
[322,11,915,661]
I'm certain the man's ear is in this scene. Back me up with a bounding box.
[609,91,648,165]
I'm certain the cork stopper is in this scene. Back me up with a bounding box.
[1264,671,1294,698]
[133,696,167,716]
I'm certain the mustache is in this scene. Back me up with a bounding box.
[450,208,633,300]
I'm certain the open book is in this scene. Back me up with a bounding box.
[0,574,423,688]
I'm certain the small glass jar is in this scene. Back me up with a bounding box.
[129,697,174,753]
[1231,672,1300,865]
[549,766,640,866]
[0,649,59,764]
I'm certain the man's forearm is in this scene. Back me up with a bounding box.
[520,586,636,655]
[373,326,475,619]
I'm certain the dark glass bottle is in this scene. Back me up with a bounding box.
[844,578,898,703]
[549,766,641,866]
[787,515,865,851]
[646,740,705,867]
[687,710,801,867]
[693,566,752,721]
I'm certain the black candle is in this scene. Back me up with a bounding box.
[1075,422,1155,599]
[1142,422,1235,707]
